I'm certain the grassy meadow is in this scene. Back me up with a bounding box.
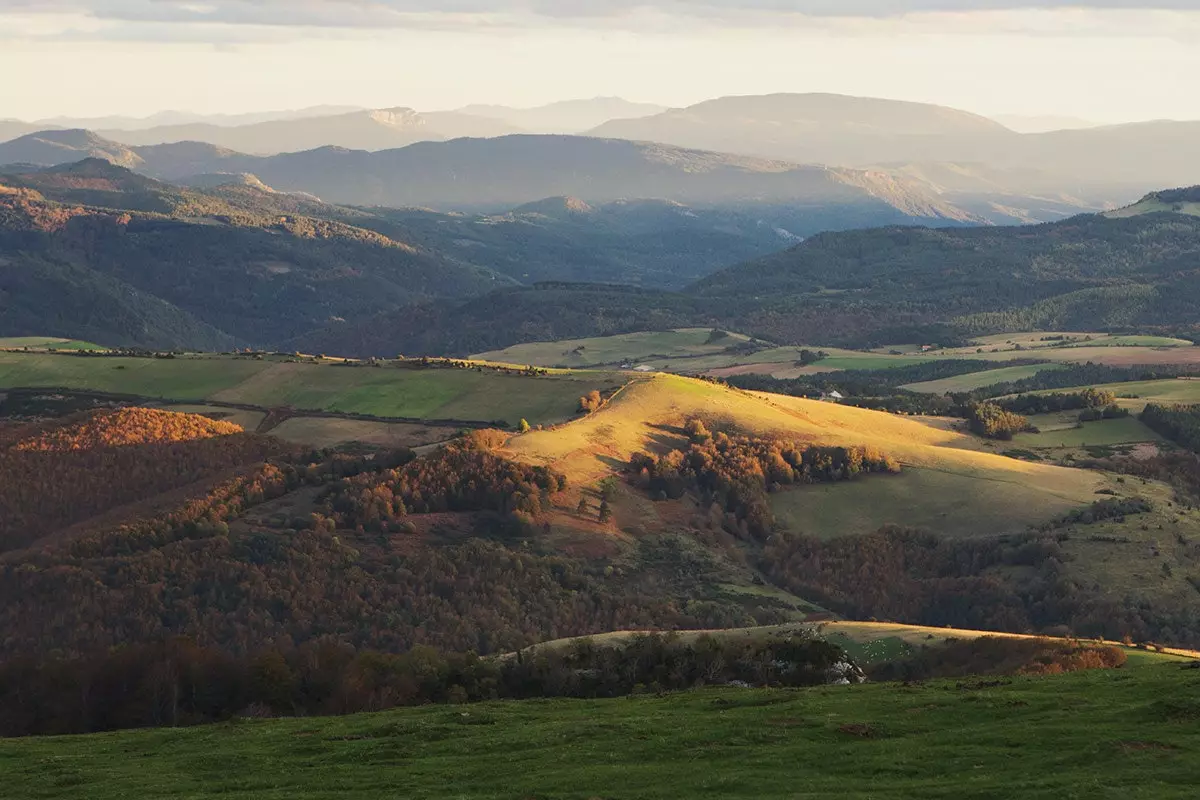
[770,465,1094,539]
[0,337,106,351]
[903,363,1065,394]
[479,328,1200,380]
[473,328,756,369]
[0,352,620,428]
[3,658,1197,799]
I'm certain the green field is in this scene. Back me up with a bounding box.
[3,661,1197,799]
[0,337,105,351]
[0,352,269,398]
[903,363,1066,394]
[770,466,1098,539]
[961,332,1192,350]
[267,418,459,449]
[1011,415,1163,450]
[0,353,620,427]
[1028,378,1200,412]
[473,328,756,369]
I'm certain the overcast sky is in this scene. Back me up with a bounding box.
[1,1,1197,122]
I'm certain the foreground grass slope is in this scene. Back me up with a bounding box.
[4,660,1197,799]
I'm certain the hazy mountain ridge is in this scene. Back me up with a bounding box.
[589,93,1200,206]
[0,130,982,224]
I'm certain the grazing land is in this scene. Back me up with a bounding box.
[2,659,1197,800]
[266,417,459,449]
[0,337,105,351]
[478,328,1200,380]
[0,352,620,428]
[0,352,269,398]
[770,465,1092,539]
[473,328,757,369]
[1029,378,1200,413]
[1011,415,1162,450]
[903,363,1066,393]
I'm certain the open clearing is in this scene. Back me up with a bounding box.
[267,418,458,449]
[3,659,1197,799]
[903,363,1066,393]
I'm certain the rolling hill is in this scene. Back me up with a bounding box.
[0,129,144,170]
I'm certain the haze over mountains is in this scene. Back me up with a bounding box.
[1,98,667,156]
[6,93,1199,228]
[0,128,980,224]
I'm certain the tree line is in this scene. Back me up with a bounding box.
[0,632,851,738]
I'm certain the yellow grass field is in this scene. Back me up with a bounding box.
[506,375,1106,536]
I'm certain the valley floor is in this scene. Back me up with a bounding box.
[2,660,1197,799]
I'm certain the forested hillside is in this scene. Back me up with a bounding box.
[0,161,510,348]
[304,205,1200,357]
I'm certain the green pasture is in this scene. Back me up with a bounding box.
[0,352,268,399]
[2,661,1197,799]
[903,363,1065,394]
[0,352,620,427]
[0,337,106,351]
[473,328,754,369]
[770,466,1098,540]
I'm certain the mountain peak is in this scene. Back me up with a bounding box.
[511,196,595,217]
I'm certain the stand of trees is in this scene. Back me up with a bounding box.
[1142,404,1200,453]
[628,420,899,540]
[967,402,1032,440]
[319,440,567,532]
[0,632,851,738]
[0,409,281,552]
[998,389,1117,416]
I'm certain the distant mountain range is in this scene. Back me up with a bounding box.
[455,97,668,134]
[0,129,983,225]
[93,108,524,154]
[8,94,1199,221]
[588,94,1200,204]
[1,98,666,156]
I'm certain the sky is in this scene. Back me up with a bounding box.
[1,1,1198,123]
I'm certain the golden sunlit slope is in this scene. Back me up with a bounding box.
[506,374,1105,536]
